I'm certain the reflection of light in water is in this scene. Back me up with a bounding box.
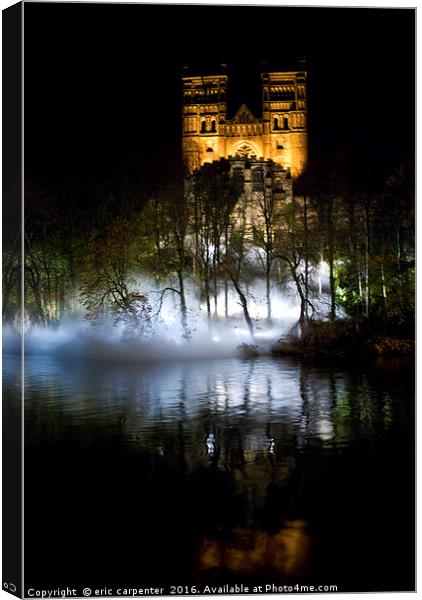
[267,438,275,454]
[318,419,334,441]
[215,378,228,407]
[198,520,311,579]
[206,433,216,455]
[17,352,397,480]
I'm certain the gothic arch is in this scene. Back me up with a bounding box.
[229,140,262,159]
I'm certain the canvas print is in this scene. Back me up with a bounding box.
[2,3,415,597]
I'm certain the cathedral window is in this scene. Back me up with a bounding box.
[273,117,280,130]
[283,117,289,129]
[201,120,206,133]
[211,119,216,133]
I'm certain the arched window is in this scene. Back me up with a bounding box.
[273,117,279,130]
[283,117,289,129]
[211,119,216,133]
[201,120,206,133]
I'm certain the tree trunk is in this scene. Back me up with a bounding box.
[229,275,254,340]
[326,200,336,322]
[204,268,211,324]
[290,267,307,328]
[303,195,309,321]
[363,194,371,318]
[177,268,189,339]
[328,251,336,322]
[203,241,211,323]
[266,255,272,323]
[212,252,218,318]
[224,227,229,318]
[365,250,370,317]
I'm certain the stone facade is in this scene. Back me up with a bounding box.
[182,66,307,178]
[228,158,293,233]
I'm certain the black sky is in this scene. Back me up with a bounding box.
[24,3,415,190]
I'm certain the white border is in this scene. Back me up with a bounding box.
[0,2,417,600]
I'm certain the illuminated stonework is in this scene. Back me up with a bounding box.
[182,67,307,178]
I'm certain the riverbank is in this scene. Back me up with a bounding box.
[272,318,415,360]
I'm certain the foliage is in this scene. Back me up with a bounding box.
[366,336,415,356]
[16,156,414,350]
[79,218,152,333]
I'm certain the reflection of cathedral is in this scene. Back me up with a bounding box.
[182,63,307,178]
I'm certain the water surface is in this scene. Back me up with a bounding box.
[4,355,414,592]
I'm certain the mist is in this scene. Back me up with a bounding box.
[2,274,336,363]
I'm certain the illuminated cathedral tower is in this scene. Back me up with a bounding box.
[182,63,308,178]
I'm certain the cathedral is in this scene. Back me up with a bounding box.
[182,63,307,179]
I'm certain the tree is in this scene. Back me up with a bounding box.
[190,160,240,322]
[24,187,78,325]
[252,163,286,323]
[3,232,21,326]
[221,193,256,339]
[147,180,193,340]
[80,217,151,333]
[273,196,318,328]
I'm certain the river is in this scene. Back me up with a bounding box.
[3,354,414,592]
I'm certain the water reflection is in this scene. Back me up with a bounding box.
[206,433,216,455]
[197,519,311,583]
[4,355,414,591]
[21,356,409,451]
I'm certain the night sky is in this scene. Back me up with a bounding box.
[25,3,415,191]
